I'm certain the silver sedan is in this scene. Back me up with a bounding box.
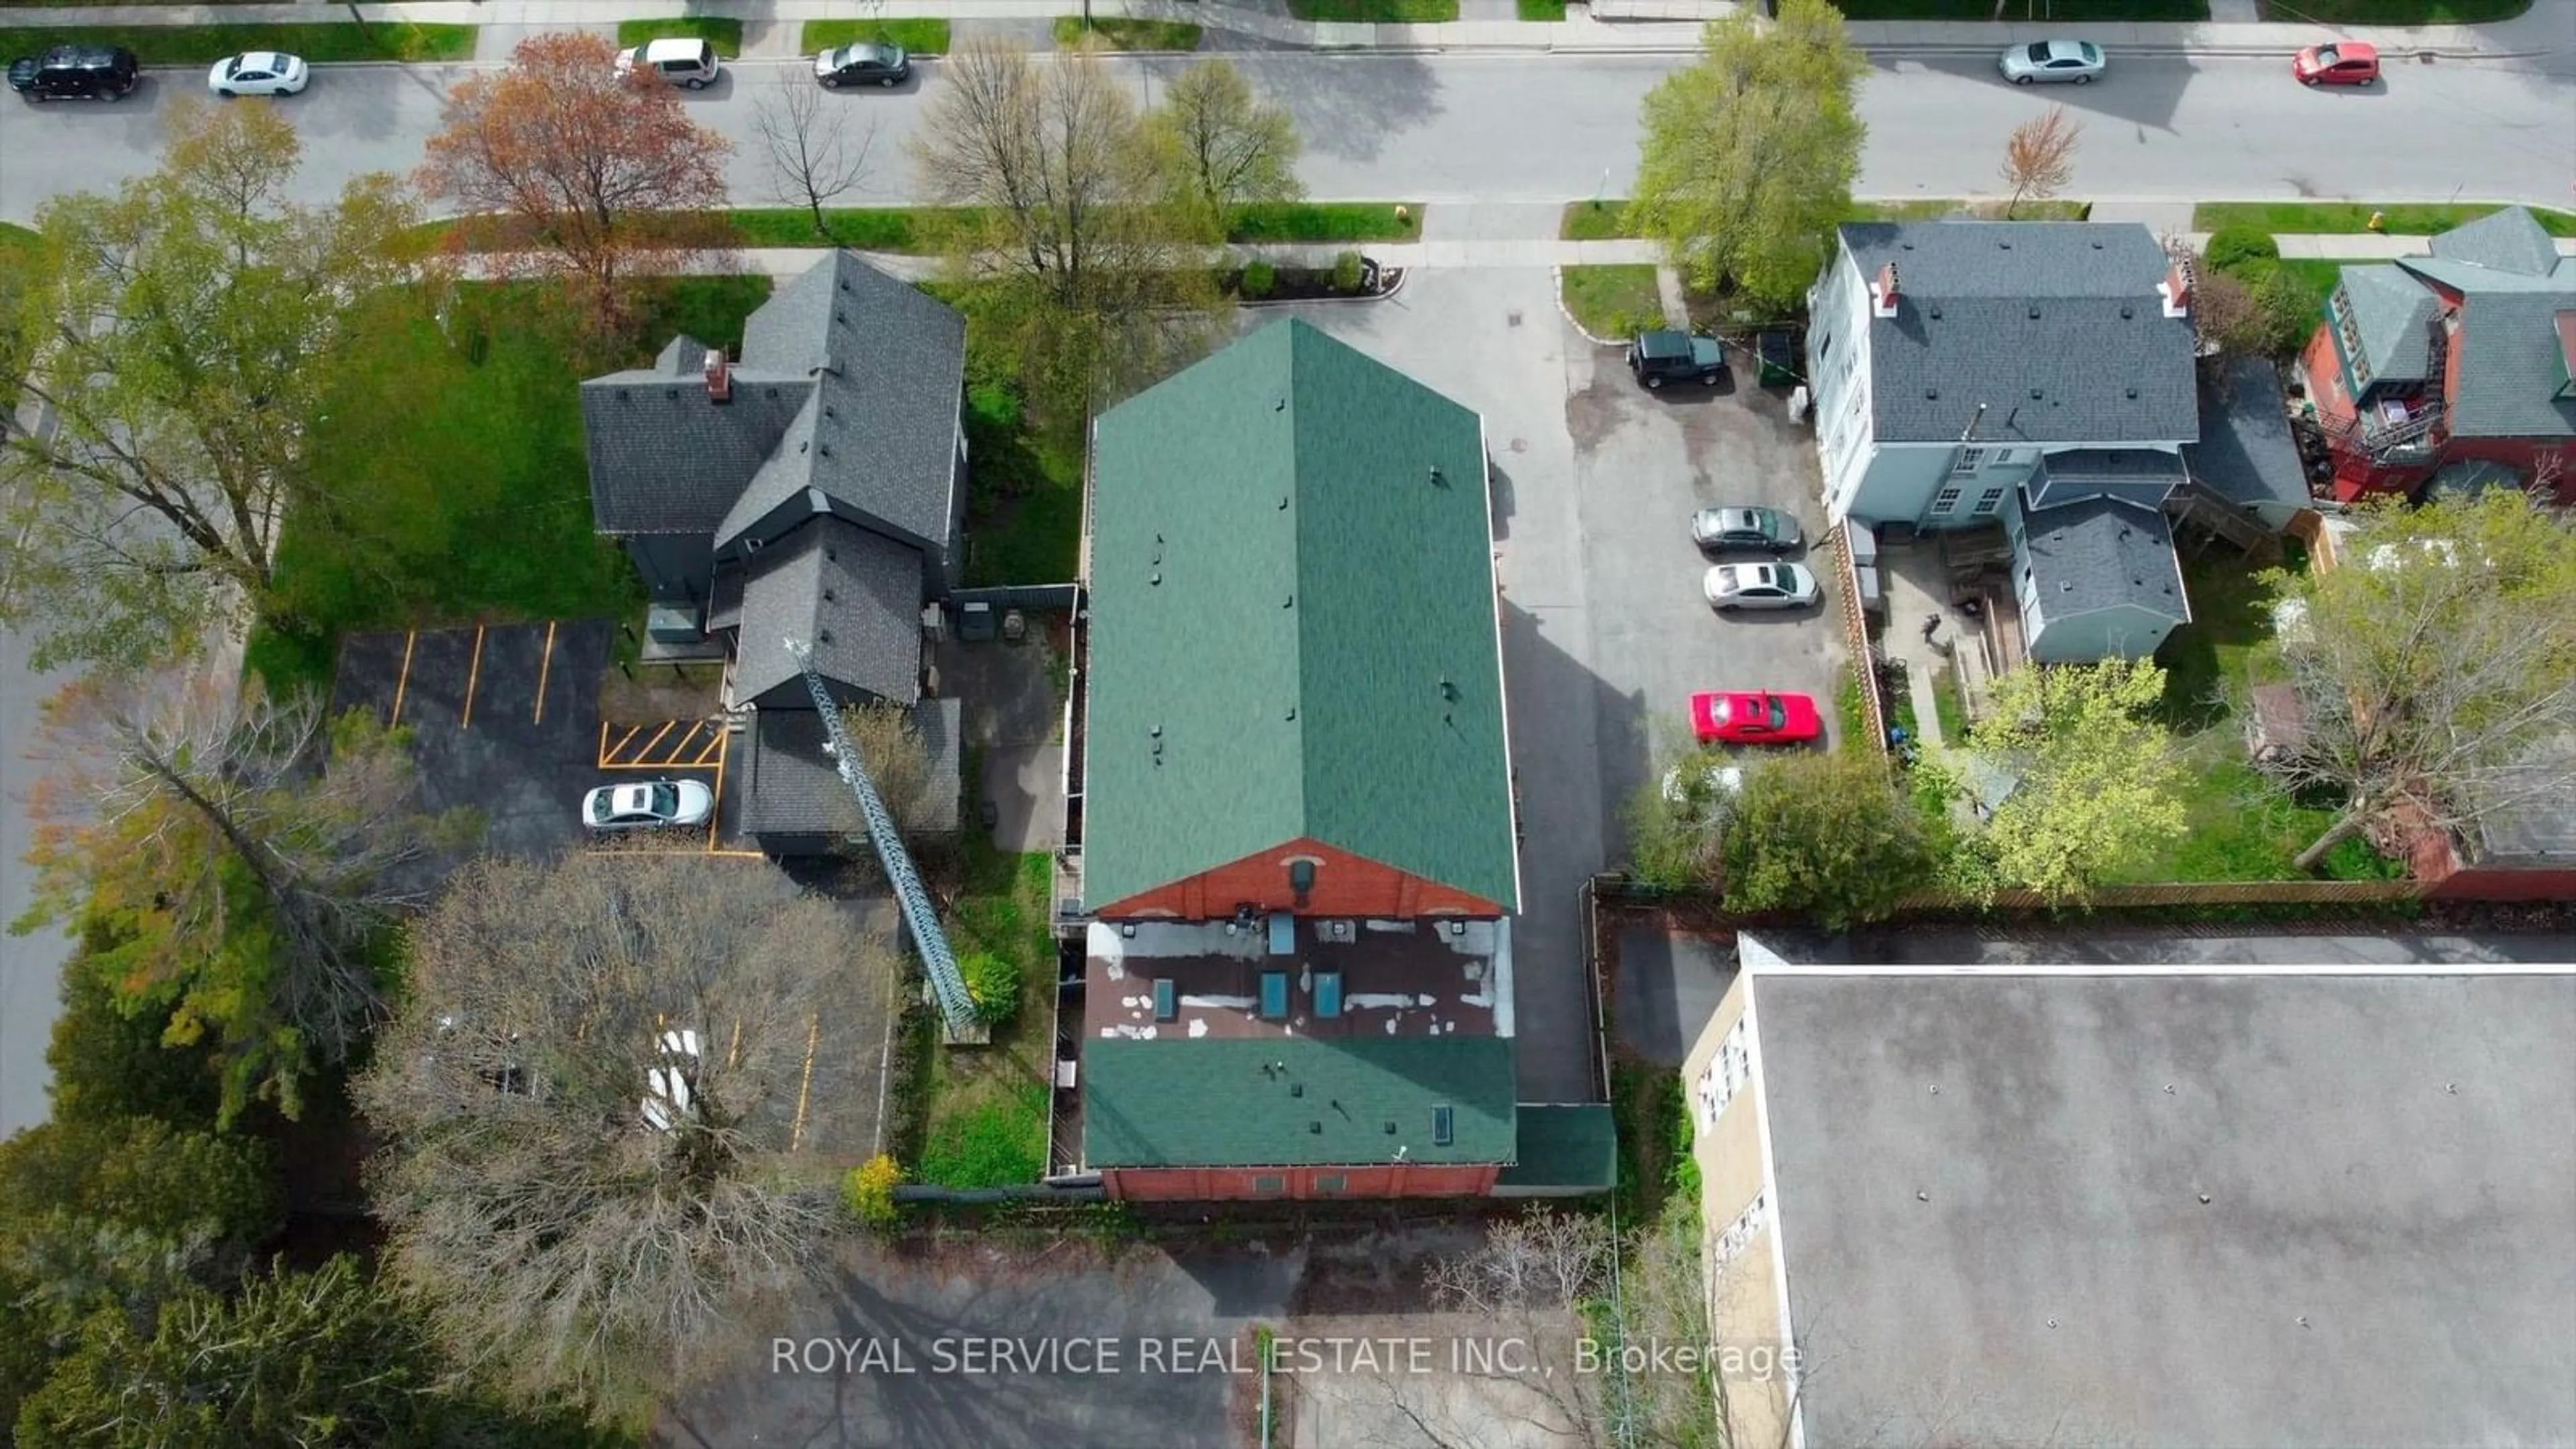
[1703,561,1821,612]
[1999,40,2104,85]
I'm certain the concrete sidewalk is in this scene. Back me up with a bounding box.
[3,0,2570,59]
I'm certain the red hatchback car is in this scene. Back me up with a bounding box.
[2293,41,2379,86]
[1690,690,1823,747]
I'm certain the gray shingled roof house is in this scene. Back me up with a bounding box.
[2302,207,2576,504]
[1801,220,2295,662]
[580,251,969,855]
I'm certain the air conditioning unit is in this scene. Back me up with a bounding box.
[645,603,703,645]
[1788,386,1811,423]
[1321,920,1354,943]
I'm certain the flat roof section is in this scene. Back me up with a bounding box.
[1086,917,1509,1044]
[1748,969,2576,1449]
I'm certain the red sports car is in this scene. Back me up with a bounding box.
[2292,41,2378,86]
[1690,690,1823,747]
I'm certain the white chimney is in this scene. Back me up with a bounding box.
[704,346,731,404]
[1872,261,1901,319]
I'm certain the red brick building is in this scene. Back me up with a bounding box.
[2296,207,2576,504]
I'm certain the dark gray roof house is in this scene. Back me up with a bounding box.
[580,252,970,857]
[581,250,969,711]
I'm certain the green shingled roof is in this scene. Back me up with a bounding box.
[1083,1036,1517,1169]
[1082,319,1517,910]
[1496,1104,1619,1191]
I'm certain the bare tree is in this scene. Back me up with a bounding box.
[750,72,879,241]
[909,35,1224,421]
[21,673,466,1122]
[837,700,939,840]
[356,854,900,1419]
[1144,58,1303,233]
[2259,491,2576,869]
[1998,105,2081,218]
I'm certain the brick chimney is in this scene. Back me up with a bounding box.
[1872,261,1900,319]
[704,345,731,404]
[2160,259,2193,319]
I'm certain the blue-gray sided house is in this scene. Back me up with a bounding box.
[1804,221,2306,664]
[579,252,968,855]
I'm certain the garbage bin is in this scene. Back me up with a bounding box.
[1756,328,1798,388]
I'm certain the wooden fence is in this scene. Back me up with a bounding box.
[1823,520,1886,755]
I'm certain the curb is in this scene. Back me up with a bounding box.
[1553,264,1629,348]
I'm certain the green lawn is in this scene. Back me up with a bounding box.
[2192,201,2576,237]
[246,277,772,698]
[914,840,1058,1189]
[2275,257,2361,297]
[800,18,951,54]
[1287,0,1458,19]
[1561,200,1633,241]
[1930,661,1968,745]
[2255,0,2528,20]
[1226,201,1421,243]
[1518,0,1568,17]
[0,21,473,64]
[1837,0,2203,15]
[612,17,743,57]
[1053,15,1202,48]
[1559,264,1662,339]
[1851,198,2093,222]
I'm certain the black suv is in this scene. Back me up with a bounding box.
[9,44,140,102]
[1627,329,1727,390]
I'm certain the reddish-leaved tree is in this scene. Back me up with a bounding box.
[416,32,733,339]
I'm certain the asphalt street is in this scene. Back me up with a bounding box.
[3,52,2572,225]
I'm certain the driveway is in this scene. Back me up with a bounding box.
[1275,270,1843,1104]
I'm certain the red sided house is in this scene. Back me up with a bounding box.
[1063,320,1609,1203]
[2298,206,2576,504]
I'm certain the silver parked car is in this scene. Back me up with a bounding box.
[1999,39,2104,85]
[1690,505,1803,555]
[582,779,714,831]
[1703,561,1821,612]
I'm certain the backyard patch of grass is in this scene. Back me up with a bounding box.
[1053,15,1202,48]
[1560,264,1663,339]
[800,17,951,54]
[613,17,743,57]
[719,207,972,251]
[1518,0,1568,17]
[1837,0,2202,15]
[961,379,1084,587]
[1931,661,1968,745]
[0,21,474,64]
[1850,198,2092,222]
[2153,553,2279,733]
[2275,257,2362,297]
[1561,200,1634,241]
[1287,0,1458,18]
[248,277,772,698]
[2192,201,2576,237]
[1226,201,1420,243]
[915,837,1059,1189]
[2255,0,2528,21]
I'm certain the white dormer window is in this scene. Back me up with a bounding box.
[1951,447,1988,475]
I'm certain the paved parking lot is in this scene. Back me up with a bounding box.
[1277,271,1845,1103]
[330,620,643,873]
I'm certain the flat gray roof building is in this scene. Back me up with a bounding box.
[1680,957,2576,1449]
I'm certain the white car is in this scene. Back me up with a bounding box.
[207,51,308,98]
[1703,561,1821,612]
[1999,39,2104,85]
[582,779,714,831]
[642,1028,701,1132]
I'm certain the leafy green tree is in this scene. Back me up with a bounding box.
[1627,0,1866,309]
[0,1117,279,1253]
[0,97,421,669]
[11,1254,594,1449]
[43,923,224,1129]
[1720,751,1936,927]
[2260,491,2576,869]
[1970,657,2189,900]
[1145,59,1303,233]
[20,676,470,1123]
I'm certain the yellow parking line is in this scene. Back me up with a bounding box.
[667,720,706,763]
[389,631,417,727]
[533,621,558,724]
[635,720,678,761]
[691,731,727,767]
[790,1014,820,1152]
[705,727,731,851]
[601,722,641,767]
[460,626,486,729]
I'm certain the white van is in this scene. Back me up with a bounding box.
[614,37,721,89]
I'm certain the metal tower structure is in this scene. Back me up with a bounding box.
[785,639,976,1034]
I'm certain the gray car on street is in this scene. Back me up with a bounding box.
[1703,561,1821,612]
[1690,506,1803,555]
